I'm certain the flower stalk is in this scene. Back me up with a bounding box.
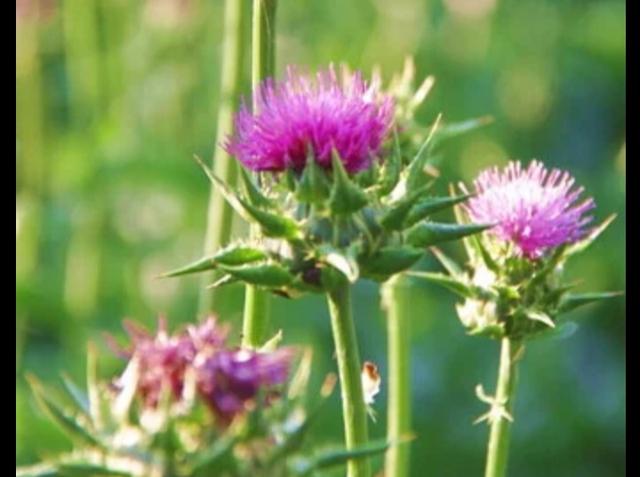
[382,274,412,477]
[241,0,277,348]
[326,282,371,477]
[484,338,522,477]
[199,0,248,314]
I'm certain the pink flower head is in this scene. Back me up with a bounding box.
[463,160,595,259]
[109,317,293,423]
[195,347,294,425]
[225,65,394,174]
[110,317,228,408]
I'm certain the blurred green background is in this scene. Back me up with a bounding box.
[16,0,625,475]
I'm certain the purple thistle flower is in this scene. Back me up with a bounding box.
[225,65,394,173]
[462,160,595,259]
[110,317,228,408]
[195,347,294,425]
[109,317,293,422]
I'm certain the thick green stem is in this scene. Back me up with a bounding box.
[251,0,277,88]
[484,338,522,477]
[198,0,248,315]
[241,0,277,347]
[382,275,412,477]
[326,285,371,477]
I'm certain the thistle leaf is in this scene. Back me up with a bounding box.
[406,222,493,248]
[430,116,493,149]
[16,462,59,477]
[408,271,478,299]
[377,128,402,196]
[319,245,360,283]
[60,374,90,417]
[239,167,274,209]
[206,274,238,289]
[260,330,284,352]
[558,291,623,314]
[161,245,268,278]
[379,185,430,231]
[360,246,424,279]
[293,439,390,476]
[565,214,616,256]
[296,153,330,204]
[450,184,481,263]
[220,262,295,287]
[237,196,302,239]
[86,343,105,431]
[191,434,238,475]
[406,114,442,191]
[328,152,368,215]
[524,310,555,328]
[26,375,102,448]
[430,246,464,277]
[57,463,131,476]
[405,194,472,227]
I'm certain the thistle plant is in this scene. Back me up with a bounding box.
[17,318,387,477]
[164,64,490,477]
[411,160,621,477]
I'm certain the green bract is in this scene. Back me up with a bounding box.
[17,348,389,477]
[166,63,491,297]
[411,209,620,340]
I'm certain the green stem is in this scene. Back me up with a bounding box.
[382,275,412,477]
[198,0,248,315]
[326,284,371,477]
[484,338,522,477]
[251,0,277,89]
[241,0,277,348]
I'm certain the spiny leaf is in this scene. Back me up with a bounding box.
[161,245,267,278]
[260,330,284,352]
[26,375,101,448]
[406,222,493,248]
[293,439,391,476]
[16,462,59,477]
[60,373,90,417]
[191,433,238,475]
[430,116,493,149]
[288,348,314,400]
[379,185,430,231]
[239,166,274,209]
[296,153,330,204]
[524,310,555,328]
[319,245,360,283]
[377,127,403,196]
[558,291,623,314]
[194,155,246,216]
[565,214,616,256]
[408,271,479,299]
[57,462,131,477]
[220,262,295,287]
[328,152,369,215]
[360,246,424,279]
[406,114,442,191]
[206,273,238,289]
[450,184,481,263]
[405,193,472,227]
[472,235,500,273]
[430,246,464,277]
[237,196,302,239]
[86,343,105,431]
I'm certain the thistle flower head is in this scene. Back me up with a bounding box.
[111,317,292,420]
[111,318,209,407]
[463,160,595,259]
[225,65,394,173]
[195,347,294,424]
